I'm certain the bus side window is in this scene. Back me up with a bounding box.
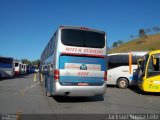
[152,54,160,71]
[147,54,160,78]
[108,54,129,70]
[153,58,159,71]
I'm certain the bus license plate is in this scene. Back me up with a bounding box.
[154,81,160,84]
[78,83,89,86]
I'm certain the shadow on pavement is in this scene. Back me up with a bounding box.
[107,84,117,88]
[52,95,104,103]
[0,73,34,81]
[0,77,16,81]
[129,86,160,96]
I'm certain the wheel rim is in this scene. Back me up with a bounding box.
[120,80,126,88]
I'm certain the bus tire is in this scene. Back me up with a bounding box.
[117,78,129,89]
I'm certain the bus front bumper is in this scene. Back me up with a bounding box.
[138,82,160,93]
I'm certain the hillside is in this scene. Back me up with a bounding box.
[109,33,160,53]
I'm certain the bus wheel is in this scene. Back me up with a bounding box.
[117,78,128,89]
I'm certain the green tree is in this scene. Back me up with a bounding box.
[149,47,156,51]
[21,59,31,65]
[153,26,160,32]
[138,28,148,44]
[112,42,118,48]
[117,40,123,45]
[31,59,40,67]
[139,29,146,38]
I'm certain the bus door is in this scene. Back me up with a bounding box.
[145,53,160,92]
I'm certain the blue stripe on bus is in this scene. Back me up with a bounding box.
[0,63,12,68]
[59,56,106,70]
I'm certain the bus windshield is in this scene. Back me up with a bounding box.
[147,53,160,78]
[15,63,19,67]
[61,29,105,48]
[140,54,149,74]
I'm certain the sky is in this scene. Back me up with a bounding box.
[0,0,160,60]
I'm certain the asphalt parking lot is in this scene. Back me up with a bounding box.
[0,74,160,119]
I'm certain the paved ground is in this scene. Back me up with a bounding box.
[0,74,160,119]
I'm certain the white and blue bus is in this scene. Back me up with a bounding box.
[40,26,107,97]
[0,57,14,78]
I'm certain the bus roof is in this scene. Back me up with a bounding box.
[148,50,160,55]
[59,25,106,34]
[0,56,13,60]
[108,51,148,56]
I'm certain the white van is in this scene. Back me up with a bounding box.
[107,52,147,88]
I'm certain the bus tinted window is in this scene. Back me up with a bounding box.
[15,63,19,67]
[147,53,160,78]
[61,29,105,48]
[108,55,129,69]
[0,58,12,64]
[132,55,144,64]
